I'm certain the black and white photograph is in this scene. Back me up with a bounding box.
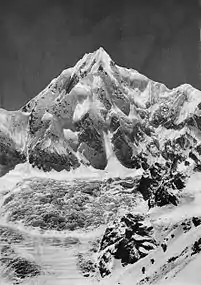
[0,0,200,284]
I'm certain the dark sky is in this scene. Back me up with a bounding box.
[0,0,200,110]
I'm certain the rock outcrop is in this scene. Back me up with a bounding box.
[0,109,28,176]
[137,163,185,208]
[98,213,157,277]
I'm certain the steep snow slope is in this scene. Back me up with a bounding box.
[101,173,201,285]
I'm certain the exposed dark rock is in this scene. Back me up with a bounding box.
[112,129,137,168]
[77,253,97,277]
[154,188,178,207]
[192,217,201,227]
[150,258,155,264]
[119,180,135,189]
[181,219,192,233]
[76,113,107,169]
[173,173,186,189]
[65,73,79,94]
[0,245,41,282]
[110,114,120,131]
[137,174,153,200]
[189,151,199,164]
[167,255,178,263]
[6,257,40,280]
[161,242,167,252]
[98,213,157,277]
[137,162,185,208]
[28,146,80,172]
[196,144,201,155]
[97,87,112,110]
[194,165,201,172]
[192,238,201,255]
[112,86,130,116]
[0,131,26,176]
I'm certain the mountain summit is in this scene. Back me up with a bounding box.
[1,47,201,178]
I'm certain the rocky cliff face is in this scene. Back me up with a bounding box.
[98,213,157,277]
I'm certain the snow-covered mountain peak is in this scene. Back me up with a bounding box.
[69,46,117,85]
[73,47,112,73]
[91,46,112,65]
[1,48,201,178]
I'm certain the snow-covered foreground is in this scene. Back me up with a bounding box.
[100,173,201,285]
[0,168,201,284]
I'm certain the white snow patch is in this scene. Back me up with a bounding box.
[73,97,91,122]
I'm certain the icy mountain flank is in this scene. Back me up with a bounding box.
[1,47,201,177]
[2,48,201,285]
